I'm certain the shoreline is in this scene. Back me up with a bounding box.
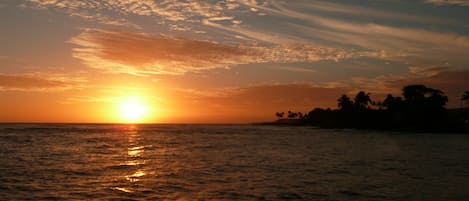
[254,119,469,134]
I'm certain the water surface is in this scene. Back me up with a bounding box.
[0,124,468,200]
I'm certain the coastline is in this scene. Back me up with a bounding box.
[254,118,469,134]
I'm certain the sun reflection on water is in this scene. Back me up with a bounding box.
[124,160,144,166]
[125,170,146,182]
[112,187,133,193]
[113,124,149,192]
[128,146,144,157]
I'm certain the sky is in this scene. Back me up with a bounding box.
[1,0,469,123]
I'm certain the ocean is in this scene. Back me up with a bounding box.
[0,124,468,200]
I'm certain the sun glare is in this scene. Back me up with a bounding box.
[117,96,149,123]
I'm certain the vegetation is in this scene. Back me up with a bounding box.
[275,85,468,132]
[463,91,469,108]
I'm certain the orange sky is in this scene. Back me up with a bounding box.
[1,0,469,123]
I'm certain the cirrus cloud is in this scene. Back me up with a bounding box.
[69,29,378,75]
[425,0,469,6]
[23,0,247,30]
[0,73,81,91]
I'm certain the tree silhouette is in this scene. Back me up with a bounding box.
[382,94,404,111]
[338,94,353,111]
[354,91,372,110]
[463,91,469,101]
[403,85,447,107]
[275,112,284,119]
[426,90,448,109]
[403,85,428,102]
[277,84,465,132]
[401,85,448,127]
[287,110,298,119]
[462,91,469,108]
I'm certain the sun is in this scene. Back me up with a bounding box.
[117,96,150,123]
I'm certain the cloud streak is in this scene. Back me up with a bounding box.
[70,29,377,75]
[0,73,77,91]
[425,0,469,6]
[285,1,457,25]
[273,5,469,66]
[23,0,247,30]
[217,0,469,67]
[24,0,469,68]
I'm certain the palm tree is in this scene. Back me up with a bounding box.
[382,94,404,111]
[427,90,448,109]
[354,91,372,110]
[338,94,353,111]
[403,85,447,108]
[287,111,298,119]
[275,112,284,119]
[462,91,469,108]
[403,85,427,102]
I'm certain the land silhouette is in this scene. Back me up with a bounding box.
[272,85,469,133]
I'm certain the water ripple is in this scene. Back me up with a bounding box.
[1,124,469,200]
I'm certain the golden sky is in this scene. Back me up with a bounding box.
[1,0,469,123]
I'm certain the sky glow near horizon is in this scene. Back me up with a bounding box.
[1,0,469,123]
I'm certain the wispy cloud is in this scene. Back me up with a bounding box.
[280,13,469,66]
[69,29,376,75]
[219,0,469,68]
[293,1,457,25]
[23,0,141,28]
[270,66,317,74]
[23,0,247,30]
[201,19,303,44]
[270,1,469,47]
[23,0,469,62]
[0,73,83,91]
[425,0,469,6]
[18,1,469,102]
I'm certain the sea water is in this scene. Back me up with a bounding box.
[0,124,468,200]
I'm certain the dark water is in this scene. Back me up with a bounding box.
[1,124,469,200]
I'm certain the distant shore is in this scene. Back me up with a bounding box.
[255,117,469,133]
[263,85,469,134]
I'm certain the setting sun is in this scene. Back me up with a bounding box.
[117,96,150,123]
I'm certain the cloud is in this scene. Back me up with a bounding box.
[227,0,469,67]
[287,1,457,25]
[24,0,469,68]
[285,16,469,66]
[425,0,469,6]
[23,0,141,28]
[201,19,303,44]
[23,0,246,30]
[271,1,469,47]
[0,73,73,91]
[69,29,376,75]
[270,66,317,73]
